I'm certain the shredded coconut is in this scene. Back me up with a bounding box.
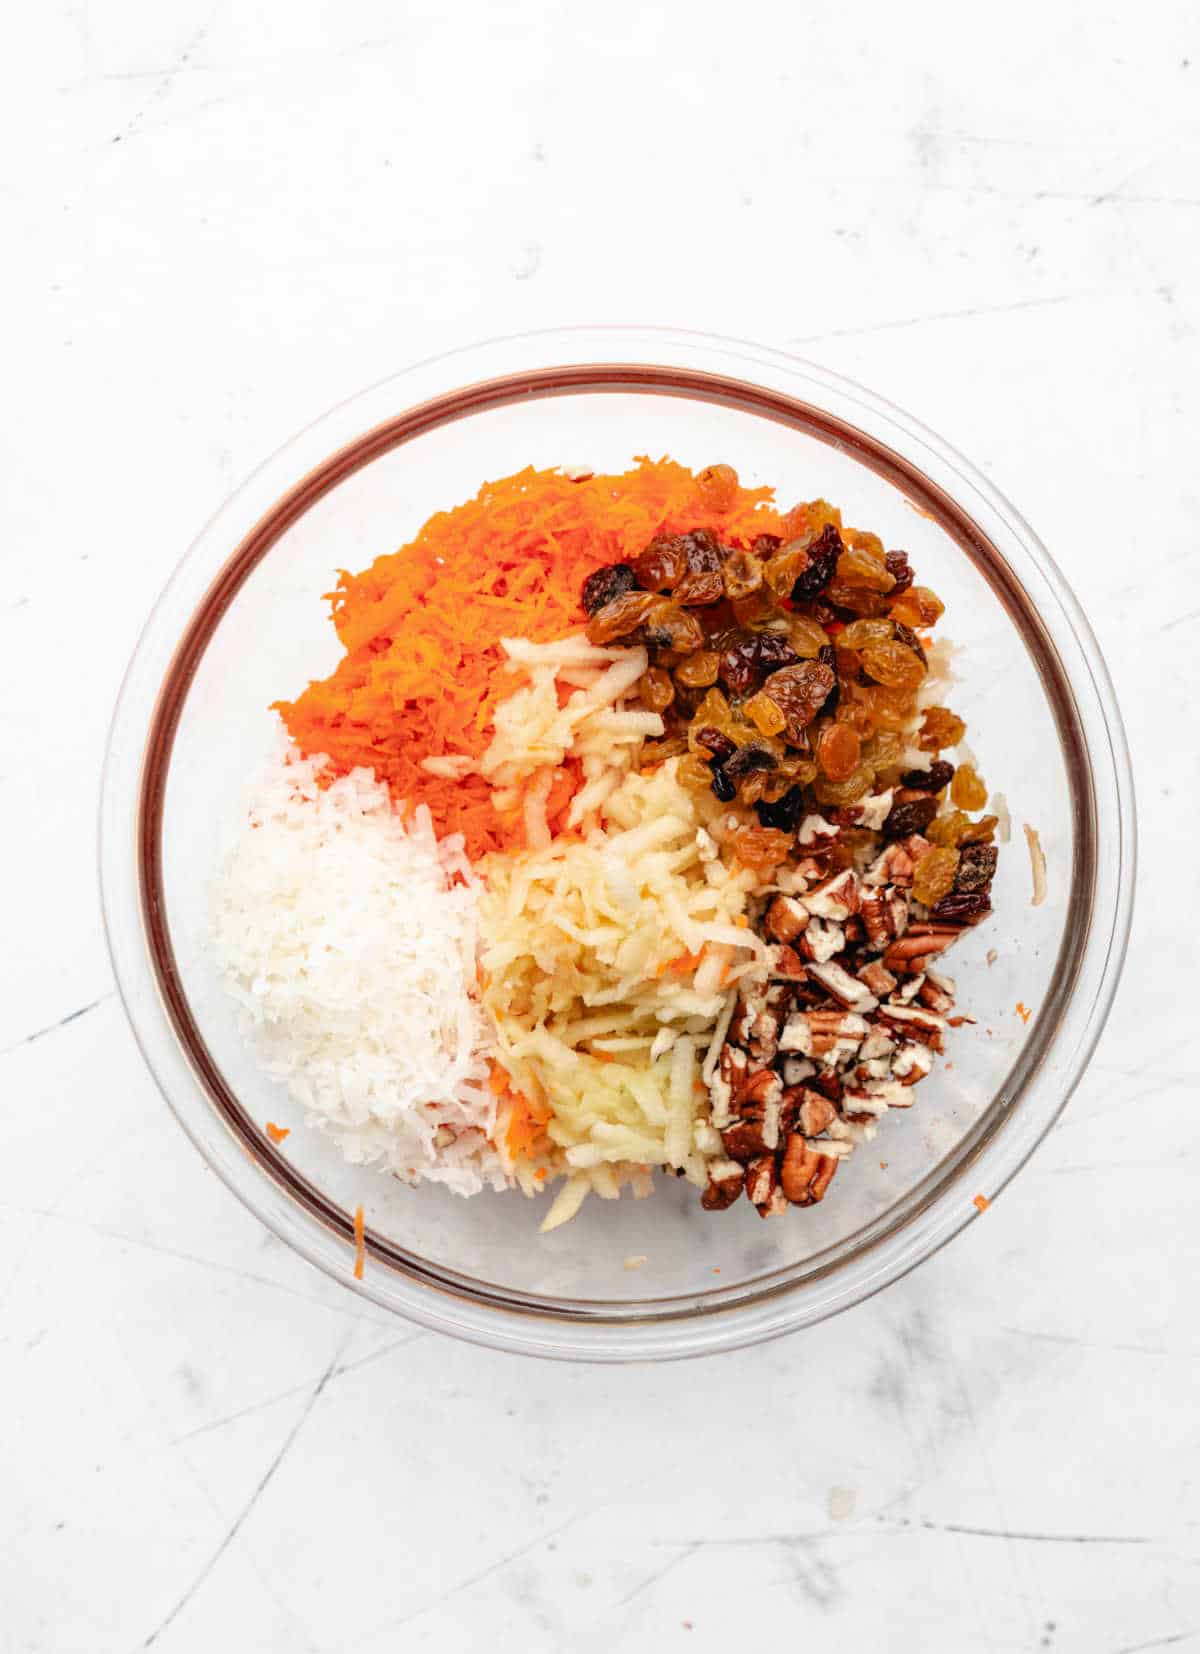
[211,743,504,1195]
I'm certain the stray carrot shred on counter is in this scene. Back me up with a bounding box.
[1015,1000,1033,1025]
[973,1194,991,1213]
[353,1204,365,1279]
[275,460,782,860]
[265,1121,289,1145]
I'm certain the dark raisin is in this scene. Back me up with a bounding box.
[695,726,737,763]
[930,891,992,924]
[710,765,736,802]
[955,843,999,893]
[901,760,955,793]
[683,528,724,571]
[754,634,801,672]
[892,619,924,656]
[725,744,779,780]
[884,549,914,595]
[882,796,939,840]
[808,600,839,628]
[754,785,805,831]
[752,533,782,558]
[816,643,840,717]
[581,563,637,616]
[790,523,843,601]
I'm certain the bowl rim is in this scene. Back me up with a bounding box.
[99,324,1136,1360]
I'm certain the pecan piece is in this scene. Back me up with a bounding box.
[857,960,898,997]
[782,1085,838,1137]
[803,868,859,921]
[796,917,845,964]
[745,1154,785,1217]
[701,1158,746,1211]
[780,1136,840,1206]
[806,960,879,1013]
[764,894,810,944]
[882,928,957,972]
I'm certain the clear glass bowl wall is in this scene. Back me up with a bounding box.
[101,329,1134,1360]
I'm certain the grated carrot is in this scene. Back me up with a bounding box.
[276,460,783,859]
[265,1121,290,1145]
[1015,1000,1032,1025]
[973,1193,990,1213]
[353,1204,365,1279]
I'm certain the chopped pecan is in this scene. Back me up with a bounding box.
[796,917,845,964]
[710,1043,748,1128]
[876,1002,947,1049]
[700,1158,745,1210]
[745,1154,784,1217]
[857,959,897,997]
[882,929,957,972]
[782,1056,816,1086]
[806,960,879,1013]
[768,944,807,980]
[808,1069,844,1103]
[782,1085,838,1137]
[764,893,809,944]
[804,869,859,921]
[864,842,917,889]
[892,1042,934,1085]
[917,976,955,1016]
[780,1136,840,1205]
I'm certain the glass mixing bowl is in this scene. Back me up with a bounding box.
[100,327,1134,1360]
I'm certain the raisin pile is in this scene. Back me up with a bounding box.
[579,471,996,853]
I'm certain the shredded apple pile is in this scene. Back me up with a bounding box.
[211,456,1004,1240]
[276,460,782,858]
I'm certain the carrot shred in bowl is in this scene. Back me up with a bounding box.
[275,460,782,858]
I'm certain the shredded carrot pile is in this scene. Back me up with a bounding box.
[276,459,783,859]
[353,1204,365,1279]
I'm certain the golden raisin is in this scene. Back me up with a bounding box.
[838,618,894,650]
[721,548,763,600]
[586,589,660,644]
[761,660,836,741]
[891,585,945,629]
[780,498,841,540]
[918,706,966,751]
[862,729,905,768]
[860,640,926,691]
[961,814,999,845]
[842,528,886,561]
[695,464,739,513]
[812,766,873,805]
[786,615,830,658]
[742,690,788,738]
[730,825,794,871]
[864,683,918,731]
[676,754,713,791]
[951,763,988,810]
[912,846,961,906]
[816,722,862,782]
[731,589,785,631]
[674,650,721,689]
[926,810,971,847]
[824,582,891,617]
[639,667,675,712]
[836,543,896,592]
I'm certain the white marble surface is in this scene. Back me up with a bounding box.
[4,2,1198,1648]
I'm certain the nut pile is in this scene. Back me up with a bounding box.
[701,809,998,1216]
